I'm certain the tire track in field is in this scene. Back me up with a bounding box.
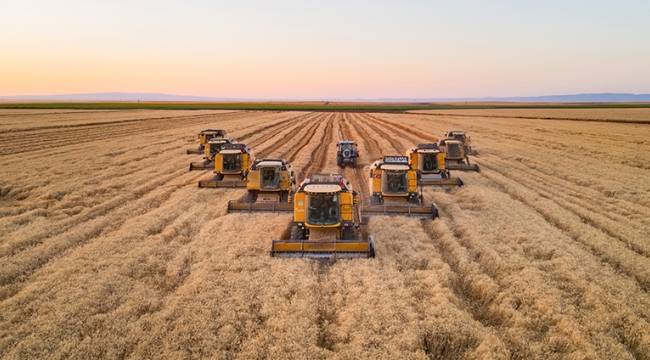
[362,113,433,144]
[0,111,238,146]
[429,185,647,358]
[9,111,292,190]
[348,113,383,159]
[375,112,647,276]
[477,163,650,291]
[0,186,236,356]
[0,138,187,234]
[338,114,370,201]
[357,114,528,351]
[1,111,281,164]
[0,111,239,135]
[0,110,115,118]
[233,112,313,145]
[403,112,650,210]
[300,113,350,354]
[380,113,650,230]
[415,111,650,125]
[398,111,650,256]
[482,155,650,258]
[279,114,325,164]
[482,142,650,227]
[0,114,297,257]
[0,112,292,298]
[253,113,321,158]
[0,111,258,156]
[0,113,294,234]
[356,113,406,153]
[331,114,506,357]
[0,169,207,300]
[422,195,603,358]
[371,113,647,356]
[300,114,335,178]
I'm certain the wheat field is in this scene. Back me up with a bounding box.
[0,109,648,359]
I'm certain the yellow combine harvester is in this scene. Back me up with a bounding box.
[189,137,234,171]
[363,156,438,218]
[407,144,464,186]
[198,143,251,188]
[227,159,296,212]
[438,138,479,172]
[186,129,227,154]
[271,174,375,259]
[444,130,477,155]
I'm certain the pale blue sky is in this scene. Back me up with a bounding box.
[1,0,649,98]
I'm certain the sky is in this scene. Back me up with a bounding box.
[1,0,649,99]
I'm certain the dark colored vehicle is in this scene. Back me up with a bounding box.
[336,140,359,167]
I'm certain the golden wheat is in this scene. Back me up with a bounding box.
[0,109,648,359]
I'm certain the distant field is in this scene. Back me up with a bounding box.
[1,101,650,112]
[0,109,648,358]
[411,108,650,124]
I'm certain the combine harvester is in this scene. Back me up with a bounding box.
[407,144,463,186]
[271,174,375,259]
[227,159,296,212]
[198,143,251,188]
[189,137,235,171]
[186,129,227,154]
[444,130,477,155]
[439,134,480,172]
[365,155,438,218]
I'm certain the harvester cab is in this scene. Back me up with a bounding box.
[364,156,438,218]
[407,144,464,186]
[186,129,227,154]
[336,140,359,167]
[439,138,479,172]
[189,137,235,171]
[445,130,467,143]
[271,174,375,259]
[227,159,296,212]
[198,143,251,188]
[444,130,477,155]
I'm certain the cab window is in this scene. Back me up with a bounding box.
[383,171,407,193]
[422,153,438,171]
[261,167,280,188]
[308,193,339,225]
[223,153,241,171]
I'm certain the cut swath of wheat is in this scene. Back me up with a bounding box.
[0,108,648,359]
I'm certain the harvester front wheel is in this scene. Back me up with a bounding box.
[247,191,258,202]
[290,225,306,240]
[408,194,422,205]
[341,225,355,240]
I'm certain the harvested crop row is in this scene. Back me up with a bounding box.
[369,112,649,358]
[0,111,248,155]
[1,109,648,359]
[0,112,304,238]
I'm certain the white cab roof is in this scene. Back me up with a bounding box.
[304,184,341,193]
